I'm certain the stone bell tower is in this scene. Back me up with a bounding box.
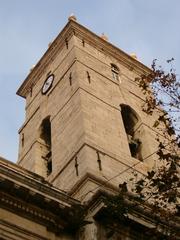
[17,17,158,202]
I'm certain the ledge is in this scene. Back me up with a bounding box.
[16,20,152,98]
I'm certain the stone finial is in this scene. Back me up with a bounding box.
[30,65,35,72]
[130,53,138,60]
[100,33,108,41]
[68,14,77,22]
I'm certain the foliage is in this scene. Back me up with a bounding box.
[133,59,180,216]
[103,183,129,222]
[103,59,180,239]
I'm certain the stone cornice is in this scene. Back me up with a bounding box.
[1,191,65,232]
[87,190,180,238]
[16,21,75,98]
[17,20,152,98]
[0,158,84,233]
[72,21,152,75]
[0,157,79,206]
[69,172,118,200]
[1,219,49,240]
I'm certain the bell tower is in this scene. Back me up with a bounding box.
[17,17,158,201]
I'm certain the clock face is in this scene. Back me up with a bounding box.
[42,74,54,94]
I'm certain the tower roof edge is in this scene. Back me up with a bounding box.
[17,20,152,98]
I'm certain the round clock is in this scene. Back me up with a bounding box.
[42,74,54,94]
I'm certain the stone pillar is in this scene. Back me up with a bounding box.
[78,218,98,240]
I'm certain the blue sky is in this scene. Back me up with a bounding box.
[0,0,180,162]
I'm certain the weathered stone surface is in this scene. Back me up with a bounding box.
[1,19,169,240]
[17,26,158,200]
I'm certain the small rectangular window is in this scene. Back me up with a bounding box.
[111,64,119,81]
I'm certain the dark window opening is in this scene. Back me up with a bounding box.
[121,105,142,161]
[40,117,52,176]
[111,64,119,81]
[128,135,142,159]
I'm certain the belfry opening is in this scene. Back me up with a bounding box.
[120,105,142,161]
[39,116,52,176]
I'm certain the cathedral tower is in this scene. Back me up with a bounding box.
[17,18,158,202]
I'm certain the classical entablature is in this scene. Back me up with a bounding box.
[86,190,180,239]
[1,157,179,239]
[0,157,83,237]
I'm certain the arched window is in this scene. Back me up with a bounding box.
[39,117,52,175]
[111,64,119,81]
[120,105,142,161]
